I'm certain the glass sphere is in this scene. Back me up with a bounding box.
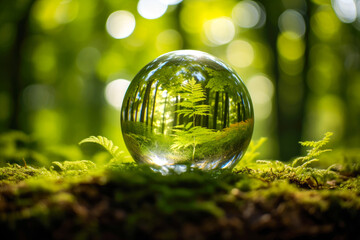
[121,50,254,172]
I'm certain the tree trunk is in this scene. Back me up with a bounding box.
[220,93,224,129]
[150,83,159,130]
[203,88,210,128]
[130,85,140,122]
[223,92,229,128]
[124,98,131,121]
[135,87,146,122]
[8,0,36,130]
[161,95,167,134]
[140,81,153,123]
[213,92,219,129]
[261,1,310,160]
[175,2,190,49]
[237,103,241,122]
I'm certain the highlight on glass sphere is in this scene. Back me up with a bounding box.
[121,50,254,172]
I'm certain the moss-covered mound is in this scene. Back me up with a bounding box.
[1,165,360,240]
[1,133,360,239]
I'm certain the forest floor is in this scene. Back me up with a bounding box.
[0,132,360,240]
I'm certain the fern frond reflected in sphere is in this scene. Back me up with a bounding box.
[121,50,254,172]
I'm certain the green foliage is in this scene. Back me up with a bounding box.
[0,164,52,183]
[234,132,339,189]
[205,69,228,92]
[254,132,337,188]
[340,176,360,192]
[171,126,216,161]
[79,136,124,161]
[51,160,96,176]
[1,164,360,239]
[292,132,333,168]
[1,130,360,238]
[176,77,211,123]
[171,126,218,151]
[171,78,214,160]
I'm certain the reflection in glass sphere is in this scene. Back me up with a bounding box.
[121,50,254,172]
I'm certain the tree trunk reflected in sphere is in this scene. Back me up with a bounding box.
[121,50,254,172]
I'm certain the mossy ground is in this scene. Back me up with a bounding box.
[0,132,360,239]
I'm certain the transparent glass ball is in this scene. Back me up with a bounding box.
[121,50,254,172]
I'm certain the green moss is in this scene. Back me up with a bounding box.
[340,176,360,192]
[1,132,360,238]
[0,164,52,183]
[51,160,97,176]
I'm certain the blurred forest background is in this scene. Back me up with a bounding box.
[0,0,359,161]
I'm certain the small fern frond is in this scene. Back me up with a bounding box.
[79,136,123,160]
[300,158,319,168]
[176,77,210,120]
[299,132,333,148]
[292,132,333,168]
[51,160,96,176]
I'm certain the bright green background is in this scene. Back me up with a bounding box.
[0,0,359,161]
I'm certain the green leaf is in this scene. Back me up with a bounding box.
[185,122,193,130]
[79,136,123,160]
[176,77,210,120]
[292,132,333,168]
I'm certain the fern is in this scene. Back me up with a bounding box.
[171,78,214,160]
[51,160,96,176]
[254,132,336,188]
[292,132,333,168]
[171,126,217,150]
[52,160,96,171]
[176,78,211,124]
[171,126,217,161]
[79,136,123,161]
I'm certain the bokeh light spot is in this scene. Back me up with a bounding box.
[105,79,131,110]
[204,17,235,46]
[138,0,168,20]
[226,40,254,68]
[277,32,305,61]
[332,0,357,23]
[32,0,60,30]
[32,0,78,29]
[180,1,209,34]
[247,75,274,120]
[278,10,306,37]
[23,84,55,110]
[32,42,57,80]
[55,0,79,24]
[311,6,341,39]
[232,1,262,28]
[106,11,136,39]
